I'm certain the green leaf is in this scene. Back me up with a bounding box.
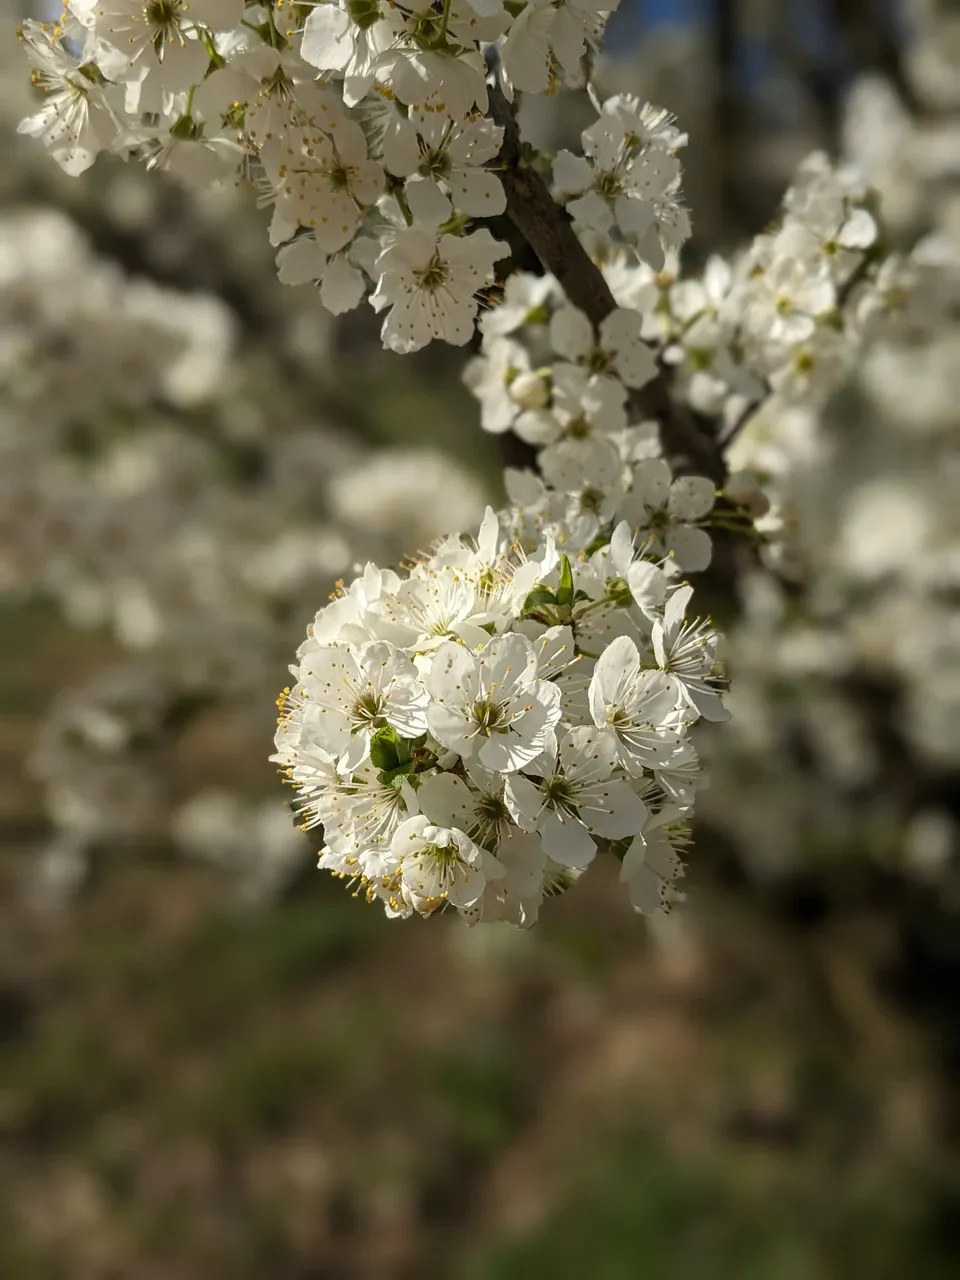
[380,764,413,789]
[521,585,557,617]
[555,555,575,609]
[369,726,401,772]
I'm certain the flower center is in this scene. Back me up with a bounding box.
[580,487,604,515]
[420,841,459,871]
[687,346,713,371]
[471,699,507,734]
[607,705,633,731]
[643,506,671,533]
[419,147,450,181]
[476,792,508,826]
[353,691,385,726]
[144,0,184,37]
[405,7,445,47]
[323,160,355,191]
[596,170,624,201]
[542,775,578,816]
[585,345,614,375]
[415,253,449,292]
[606,576,634,607]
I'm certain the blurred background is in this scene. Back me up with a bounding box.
[2,0,959,1275]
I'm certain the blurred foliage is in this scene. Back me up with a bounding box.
[465,1131,960,1280]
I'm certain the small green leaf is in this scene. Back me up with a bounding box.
[555,555,575,609]
[380,763,413,789]
[369,726,401,772]
[521,585,557,617]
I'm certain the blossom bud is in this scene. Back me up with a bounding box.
[725,470,770,518]
[508,370,550,411]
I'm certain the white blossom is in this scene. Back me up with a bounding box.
[15,13,744,928]
[652,586,728,723]
[426,633,562,772]
[383,105,505,220]
[17,21,118,176]
[588,634,679,774]
[620,810,687,914]
[371,225,507,352]
[390,815,502,914]
[618,459,715,572]
[505,726,648,868]
[298,641,428,769]
[550,306,657,389]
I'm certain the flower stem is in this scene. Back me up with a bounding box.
[437,0,453,45]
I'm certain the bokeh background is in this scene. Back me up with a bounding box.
[2,0,959,1276]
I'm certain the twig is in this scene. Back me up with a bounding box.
[487,81,726,484]
[717,398,758,449]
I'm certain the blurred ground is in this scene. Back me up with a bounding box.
[1,607,957,1279]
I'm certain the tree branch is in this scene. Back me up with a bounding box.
[488,82,726,484]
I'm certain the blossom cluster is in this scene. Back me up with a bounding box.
[698,45,960,885]
[709,155,952,573]
[17,0,626,352]
[15,0,738,926]
[463,271,720,573]
[470,131,947,578]
[651,153,912,430]
[274,498,727,924]
[553,94,691,270]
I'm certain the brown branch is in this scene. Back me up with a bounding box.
[488,82,726,484]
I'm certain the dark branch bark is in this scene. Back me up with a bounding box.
[488,83,726,484]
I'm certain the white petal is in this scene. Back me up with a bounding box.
[550,307,593,362]
[417,774,474,830]
[504,774,543,830]
[405,176,451,225]
[449,168,506,218]
[586,782,648,840]
[668,476,715,521]
[301,5,354,73]
[320,254,366,314]
[838,207,877,249]
[382,119,421,178]
[538,809,596,869]
[664,525,713,573]
[552,150,593,196]
[600,309,657,389]
[627,560,667,617]
[276,236,327,286]
[634,458,673,511]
